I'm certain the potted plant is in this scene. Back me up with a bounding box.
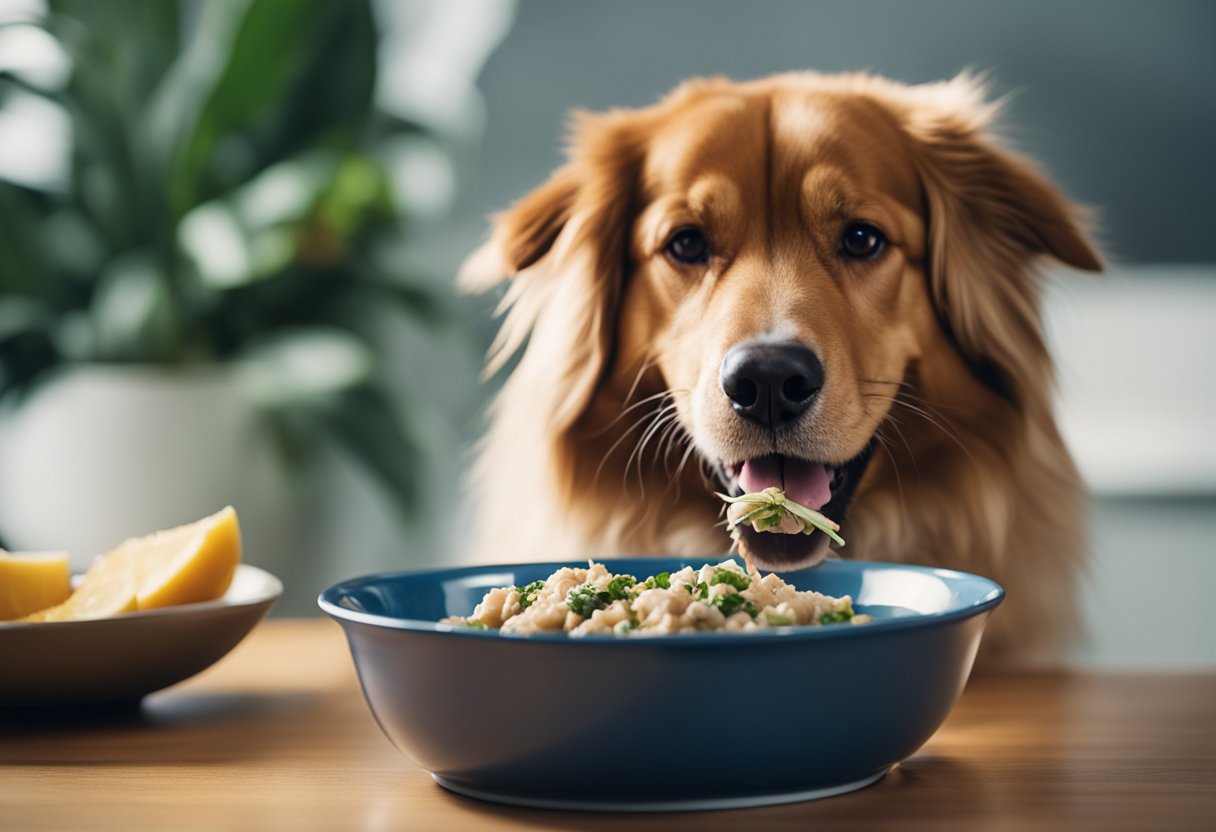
[0,0,462,597]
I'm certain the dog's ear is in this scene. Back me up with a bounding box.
[460,110,644,432]
[457,167,580,292]
[904,75,1103,410]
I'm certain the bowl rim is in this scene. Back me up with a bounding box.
[318,557,1004,645]
[0,563,282,631]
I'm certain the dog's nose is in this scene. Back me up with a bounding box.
[719,342,824,430]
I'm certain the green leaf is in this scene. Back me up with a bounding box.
[606,574,637,600]
[45,2,182,252]
[710,567,751,591]
[48,0,181,105]
[642,571,670,590]
[515,579,546,610]
[566,584,612,618]
[710,593,757,618]
[0,184,51,294]
[169,0,377,216]
[818,609,854,625]
[0,329,59,403]
[89,251,182,361]
[237,328,375,402]
[0,297,53,343]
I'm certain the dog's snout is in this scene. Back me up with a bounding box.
[719,342,824,430]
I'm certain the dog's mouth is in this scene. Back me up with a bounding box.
[712,445,873,571]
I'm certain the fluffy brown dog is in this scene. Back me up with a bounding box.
[460,72,1102,659]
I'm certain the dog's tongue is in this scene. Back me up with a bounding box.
[739,455,832,510]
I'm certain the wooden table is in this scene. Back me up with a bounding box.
[2,620,1213,832]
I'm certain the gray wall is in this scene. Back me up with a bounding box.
[472,0,1216,264]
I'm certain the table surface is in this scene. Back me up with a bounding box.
[2,619,1213,832]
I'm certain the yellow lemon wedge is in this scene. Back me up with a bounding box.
[0,550,73,620]
[123,505,242,610]
[16,506,242,623]
[19,549,137,622]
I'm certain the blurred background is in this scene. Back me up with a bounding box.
[1,0,1212,666]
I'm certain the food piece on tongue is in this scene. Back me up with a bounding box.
[714,457,846,571]
[717,487,845,547]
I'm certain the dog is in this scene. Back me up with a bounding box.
[460,72,1102,659]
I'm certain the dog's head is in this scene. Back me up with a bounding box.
[463,72,1101,569]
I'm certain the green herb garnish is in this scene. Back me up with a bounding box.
[606,574,638,600]
[764,612,795,626]
[818,609,854,625]
[566,584,612,617]
[515,580,546,610]
[717,487,846,547]
[642,571,671,590]
[614,619,638,635]
[461,619,487,629]
[710,567,751,591]
[711,593,758,618]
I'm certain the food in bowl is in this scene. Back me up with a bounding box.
[444,558,870,636]
[320,558,1006,810]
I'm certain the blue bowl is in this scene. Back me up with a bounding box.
[319,558,1003,812]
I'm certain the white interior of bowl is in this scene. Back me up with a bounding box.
[223,564,283,605]
[856,568,964,613]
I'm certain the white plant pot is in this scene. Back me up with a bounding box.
[0,365,300,573]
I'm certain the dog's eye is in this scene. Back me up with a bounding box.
[665,227,710,265]
[840,222,885,260]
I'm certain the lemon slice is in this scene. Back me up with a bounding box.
[123,506,242,610]
[0,550,72,620]
[16,506,242,623]
[20,549,137,622]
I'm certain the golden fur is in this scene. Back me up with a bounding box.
[460,72,1102,660]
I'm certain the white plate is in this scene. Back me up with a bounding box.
[0,564,281,707]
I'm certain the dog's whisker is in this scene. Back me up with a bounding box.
[591,387,689,436]
[632,412,679,496]
[594,398,677,484]
[862,391,971,469]
[624,404,680,496]
[594,409,659,478]
[622,355,659,408]
[890,419,921,481]
[592,386,693,486]
[872,403,918,478]
[658,413,692,477]
[865,393,976,467]
[656,415,691,478]
[872,428,911,536]
[869,385,970,416]
[671,433,701,491]
[621,408,672,478]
